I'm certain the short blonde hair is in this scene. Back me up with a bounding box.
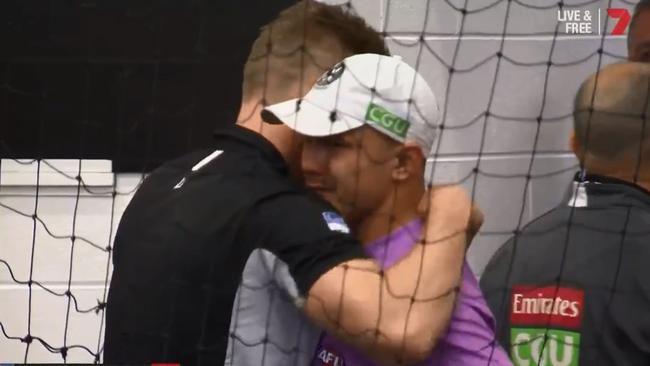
[242,0,389,105]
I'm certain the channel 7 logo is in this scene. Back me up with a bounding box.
[607,8,631,35]
[558,8,631,35]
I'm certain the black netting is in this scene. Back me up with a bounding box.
[1,0,646,364]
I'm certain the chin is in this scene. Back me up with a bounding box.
[313,190,341,209]
[317,191,338,206]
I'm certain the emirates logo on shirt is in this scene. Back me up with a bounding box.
[510,286,583,328]
[509,286,585,366]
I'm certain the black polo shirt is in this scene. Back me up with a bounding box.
[480,174,650,366]
[104,125,367,365]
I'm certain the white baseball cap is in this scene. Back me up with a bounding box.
[261,53,440,155]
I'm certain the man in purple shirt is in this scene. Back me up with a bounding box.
[263,53,511,365]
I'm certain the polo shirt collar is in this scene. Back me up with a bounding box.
[213,124,288,174]
[568,172,650,208]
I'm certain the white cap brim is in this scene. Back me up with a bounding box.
[263,98,364,137]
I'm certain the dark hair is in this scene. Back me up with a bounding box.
[242,0,389,104]
[630,0,650,39]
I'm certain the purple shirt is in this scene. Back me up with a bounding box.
[311,219,512,366]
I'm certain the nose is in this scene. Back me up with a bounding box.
[301,138,330,186]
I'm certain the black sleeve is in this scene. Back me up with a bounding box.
[243,192,369,297]
[608,239,650,364]
[479,239,514,348]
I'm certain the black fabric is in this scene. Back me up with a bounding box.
[578,173,650,197]
[104,124,365,365]
[0,0,297,172]
[480,175,650,366]
[244,192,368,295]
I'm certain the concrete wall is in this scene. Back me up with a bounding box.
[0,0,636,362]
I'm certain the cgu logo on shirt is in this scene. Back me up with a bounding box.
[314,346,346,366]
[509,286,584,366]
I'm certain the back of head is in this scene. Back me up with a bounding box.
[573,62,650,171]
[629,0,650,62]
[631,0,650,36]
[242,0,389,106]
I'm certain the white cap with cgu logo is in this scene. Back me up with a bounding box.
[262,53,441,155]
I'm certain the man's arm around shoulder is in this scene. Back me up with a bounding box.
[305,186,477,365]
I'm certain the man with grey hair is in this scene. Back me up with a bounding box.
[480,62,650,366]
[629,0,650,62]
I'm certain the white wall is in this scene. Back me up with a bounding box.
[1,160,141,362]
[0,0,637,362]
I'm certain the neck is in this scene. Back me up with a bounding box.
[237,98,305,182]
[355,181,424,245]
[236,98,265,131]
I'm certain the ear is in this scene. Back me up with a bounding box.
[569,130,578,152]
[570,130,585,164]
[392,143,424,182]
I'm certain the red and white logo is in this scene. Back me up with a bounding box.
[557,8,631,35]
[607,8,631,36]
[510,286,584,329]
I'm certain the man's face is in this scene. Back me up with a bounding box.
[629,10,650,62]
[301,127,399,224]
[269,55,344,179]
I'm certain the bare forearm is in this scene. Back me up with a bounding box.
[379,223,466,359]
[306,227,466,364]
[305,186,474,363]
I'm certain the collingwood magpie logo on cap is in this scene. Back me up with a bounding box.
[316,62,345,88]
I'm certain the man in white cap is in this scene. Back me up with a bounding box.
[263,53,511,365]
[105,3,481,365]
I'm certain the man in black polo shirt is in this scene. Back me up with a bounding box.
[629,0,650,62]
[480,62,650,365]
[104,2,479,365]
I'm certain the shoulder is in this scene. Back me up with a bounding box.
[480,206,566,281]
[249,191,352,244]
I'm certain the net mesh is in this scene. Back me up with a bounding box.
[0,0,645,364]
